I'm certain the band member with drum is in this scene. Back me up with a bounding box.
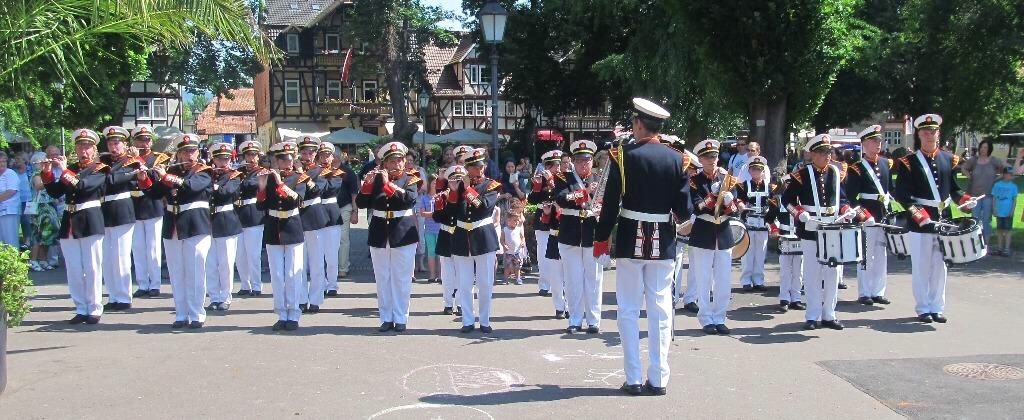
[357,141,421,333]
[42,129,108,324]
[736,155,774,292]
[529,150,568,317]
[770,174,806,312]
[140,134,213,329]
[846,125,891,306]
[316,142,344,298]
[675,151,701,314]
[235,140,265,296]
[555,140,603,334]
[99,126,139,311]
[205,143,242,311]
[893,114,977,324]
[129,125,169,297]
[259,142,307,331]
[689,139,741,335]
[783,134,863,331]
[433,165,466,315]
[296,136,329,314]
[594,98,689,396]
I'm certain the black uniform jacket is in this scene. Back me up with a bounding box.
[892,150,964,233]
[355,170,421,248]
[735,178,779,231]
[44,161,108,239]
[444,176,500,257]
[432,181,455,258]
[101,154,139,227]
[131,151,170,220]
[209,169,242,238]
[260,170,307,246]
[554,170,597,247]
[781,162,849,241]
[320,166,346,226]
[299,165,329,231]
[143,163,213,240]
[845,156,892,222]
[689,169,741,250]
[235,165,265,228]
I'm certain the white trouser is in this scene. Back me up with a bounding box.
[559,243,602,328]
[439,256,458,307]
[321,225,342,291]
[672,242,685,302]
[535,230,551,291]
[369,243,416,324]
[615,258,673,388]
[61,235,104,316]
[681,247,698,304]
[165,234,210,323]
[302,230,328,306]
[779,254,804,303]
[550,258,567,311]
[205,235,238,304]
[267,243,305,321]
[857,226,887,298]
[0,214,19,248]
[235,226,264,292]
[338,204,354,274]
[801,240,839,322]
[909,232,946,315]
[740,230,769,286]
[455,252,497,327]
[103,223,135,303]
[131,216,163,290]
[691,247,733,326]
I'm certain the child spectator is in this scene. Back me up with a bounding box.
[991,166,1018,256]
[417,174,441,281]
[502,212,526,285]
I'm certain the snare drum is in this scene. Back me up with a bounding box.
[815,222,864,267]
[728,218,750,260]
[778,235,802,255]
[882,211,911,260]
[935,217,987,264]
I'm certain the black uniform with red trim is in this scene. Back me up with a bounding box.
[735,177,780,231]
[320,166,346,226]
[210,168,243,238]
[299,165,329,231]
[688,169,741,250]
[100,154,139,227]
[43,161,109,239]
[432,178,455,258]
[236,165,265,228]
[444,176,501,256]
[845,156,893,223]
[355,169,421,248]
[259,170,307,245]
[131,151,170,220]
[141,164,213,239]
[892,150,966,233]
[781,163,851,241]
[553,171,597,247]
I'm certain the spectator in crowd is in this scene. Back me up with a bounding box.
[991,166,1018,257]
[28,156,59,271]
[13,153,33,249]
[43,145,63,267]
[0,151,22,247]
[502,211,526,285]
[961,139,1005,242]
[517,157,533,193]
[417,174,440,282]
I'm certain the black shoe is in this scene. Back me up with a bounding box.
[555,310,566,319]
[480,326,493,334]
[643,381,667,396]
[218,302,230,311]
[237,289,251,296]
[789,302,806,310]
[620,382,643,396]
[85,316,100,324]
[753,284,768,292]
[148,289,161,297]
[566,325,581,334]
[299,304,308,313]
[443,307,454,315]
[172,321,186,329]
[742,284,753,292]
[872,296,891,305]
[683,302,699,313]
[252,291,262,296]
[188,321,204,329]
[378,322,394,332]
[803,320,818,330]
[285,321,299,331]
[931,313,947,323]
[587,326,600,334]
[454,307,462,316]
[538,289,550,297]
[326,290,338,297]
[857,296,874,306]
[272,320,286,331]
[838,282,848,289]
[207,302,220,311]
[702,324,718,335]
[821,320,844,330]
[69,314,88,324]
[394,323,407,332]
[460,325,475,333]
[715,324,730,335]
[306,305,320,314]
[132,289,148,298]
[918,314,934,323]
[779,301,790,313]
[103,302,117,311]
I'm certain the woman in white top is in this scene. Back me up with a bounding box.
[0,151,23,248]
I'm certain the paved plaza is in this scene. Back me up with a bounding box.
[2,222,1023,419]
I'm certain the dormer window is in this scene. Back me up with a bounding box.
[286,33,300,54]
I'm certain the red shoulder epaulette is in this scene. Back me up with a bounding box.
[486,179,502,192]
[228,170,242,180]
[788,169,804,184]
[298,174,311,184]
[897,155,912,170]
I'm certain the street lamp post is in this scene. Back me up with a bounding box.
[418,87,430,168]
[478,1,507,165]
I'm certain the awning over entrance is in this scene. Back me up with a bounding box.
[535,129,564,142]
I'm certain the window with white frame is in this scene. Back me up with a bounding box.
[286,34,300,54]
[476,100,487,117]
[467,65,490,85]
[325,33,340,53]
[136,99,151,119]
[883,130,901,146]
[452,100,463,117]
[326,80,342,100]
[152,98,167,119]
[362,80,378,102]
[284,79,300,106]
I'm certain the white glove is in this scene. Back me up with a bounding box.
[710,182,721,194]
[805,218,820,231]
[839,208,857,223]
[722,191,734,206]
[961,197,979,210]
[863,217,876,227]
[596,254,611,267]
[798,211,811,223]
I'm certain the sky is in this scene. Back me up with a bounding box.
[423,0,470,30]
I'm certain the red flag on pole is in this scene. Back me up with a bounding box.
[340,48,354,85]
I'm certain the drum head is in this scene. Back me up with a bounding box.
[937,217,979,235]
[883,211,910,233]
[676,220,693,237]
[728,218,750,259]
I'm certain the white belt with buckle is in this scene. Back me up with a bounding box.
[913,197,951,209]
[457,218,493,231]
[130,191,143,198]
[550,229,559,236]
[66,200,101,213]
[560,208,595,218]
[301,197,321,207]
[440,224,455,234]
[269,208,300,218]
[620,209,670,223]
[322,197,338,205]
[213,204,235,213]
[238,198,257,206]
[801,205,837,215]
[859,193,889,201]
[166,201,209,213]
[697,214,723,224]
[103,191,133,202]
[372,209,414,219]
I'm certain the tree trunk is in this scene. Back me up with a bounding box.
[764,95,788,175]
[383,15,415,141]
[748,102,768,144]
[683,117,707,147]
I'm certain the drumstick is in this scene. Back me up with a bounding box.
[957,194,985,210]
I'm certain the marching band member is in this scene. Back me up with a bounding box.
[42,129,108,324]
[594,98,689,396]
[129,125,169,297]
[205,143,242,311]
[296,136,330,314]
[675,150,700,314]
[99,126,138,311]
[259,142,306,331]
[770,174,806,312]
[893,114,976,324]
[736,155,774,292]
[783,134,861,331]
[689,139,740,335]
[235,140,265,296]
[554,140,602,334]
[316,142,344,298]
[433,165,465,315]
[356,142,421,333]
[140,134,213,329]
[528,150,567,316]
[846,125,891,306]
[446,148,502,333]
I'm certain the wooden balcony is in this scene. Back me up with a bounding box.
[559,116,614,131]
[317,101,392,117]
[315,54,344,67]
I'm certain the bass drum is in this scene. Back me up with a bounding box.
[728,218,750,260]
